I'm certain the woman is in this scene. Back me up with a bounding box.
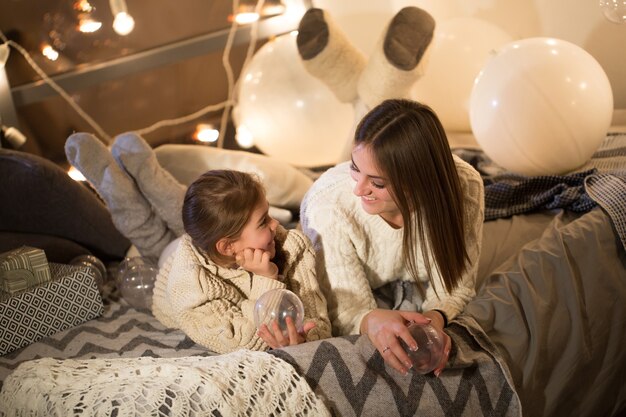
[301,99,484,376]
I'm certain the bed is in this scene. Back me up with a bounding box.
[0,134,624,416]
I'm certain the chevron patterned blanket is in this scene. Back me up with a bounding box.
[271,315,521,417]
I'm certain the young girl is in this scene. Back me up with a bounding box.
[152,170,331,354]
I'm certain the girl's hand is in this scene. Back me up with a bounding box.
[235,248,278,279]
[360,309,432,375]
[258,317,317,349]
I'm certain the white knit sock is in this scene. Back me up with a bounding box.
[297,8,366,103]
[65,132,175,259]
[111,132,186,237]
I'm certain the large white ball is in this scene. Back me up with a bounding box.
[411,18,513,132]
[470,37,613,176]
[236,33,353,167]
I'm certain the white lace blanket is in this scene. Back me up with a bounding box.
[0,351,331,417]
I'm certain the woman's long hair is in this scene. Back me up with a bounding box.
[354,98,468,295]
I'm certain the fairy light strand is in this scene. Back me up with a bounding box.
[217,0,265,148]
[0,32,112,143]
[0,0,269,146]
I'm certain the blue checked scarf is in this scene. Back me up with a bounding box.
[453,132,626,251]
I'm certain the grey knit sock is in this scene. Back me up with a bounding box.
[383,6,435,71]
[65,132,175,259]
[357,7,435,108]
[111,132,185,237]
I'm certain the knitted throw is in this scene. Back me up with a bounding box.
[0,350,331,417]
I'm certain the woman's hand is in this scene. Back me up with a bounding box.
[258,317,317,349]
[360,309,433,375]
[235,248,279,279]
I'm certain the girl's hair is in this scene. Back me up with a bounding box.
[182,170,265,265]
[354,98,469,295]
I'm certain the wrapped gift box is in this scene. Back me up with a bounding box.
[0,246,51,295]
[0,263,104,356]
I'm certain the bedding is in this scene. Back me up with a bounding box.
[1,135,625,416]
[1,206,623,416]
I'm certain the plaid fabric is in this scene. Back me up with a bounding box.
[453,132,626,251]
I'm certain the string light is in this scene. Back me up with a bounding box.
[0,0,290,160]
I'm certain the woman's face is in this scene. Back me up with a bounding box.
[231,198,279,258]
[350,144,403,227]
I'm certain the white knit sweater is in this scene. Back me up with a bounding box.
[300,155,484,336]
[151,225,331,354]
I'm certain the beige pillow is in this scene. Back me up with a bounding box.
[155,145,313,210]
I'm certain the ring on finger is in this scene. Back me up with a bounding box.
[382,346,391,354]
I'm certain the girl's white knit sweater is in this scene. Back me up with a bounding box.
[152,225,331,353]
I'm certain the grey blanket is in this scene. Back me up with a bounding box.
[270,316,521,417]
[466,208,626,417]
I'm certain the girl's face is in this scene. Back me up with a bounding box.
[231,198,279,258]
[350,144,403,228]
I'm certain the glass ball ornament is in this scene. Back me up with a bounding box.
[69,254,106,290]
[118,257,158,310]
[599,0,626,24]
[253,289,305,336]
[401,323,445,374]
[115,256,145,286]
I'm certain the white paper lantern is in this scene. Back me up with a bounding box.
[236,33,353,167]
[470,37,613,176]
[411,17,513,132]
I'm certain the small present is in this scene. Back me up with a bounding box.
[0,263,104,356]
[0,246,51,295]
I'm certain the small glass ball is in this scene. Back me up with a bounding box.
[69,254,107,290]
[402,322,445,374]
[118,257,158,310]
[599,0,626,24]
[253,288,304,336]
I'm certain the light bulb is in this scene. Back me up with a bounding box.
[110,0,135,35]
[2,126,27,148]
[235,124,255,148]
[41,44,59,61]
[68,166,87,181]
[78,18,102,33]
[113,12,135,35]
[194,124,219,143]
[235,12,260,24]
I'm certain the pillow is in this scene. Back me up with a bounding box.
[155,145,313,210]
[0,149,131,261]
